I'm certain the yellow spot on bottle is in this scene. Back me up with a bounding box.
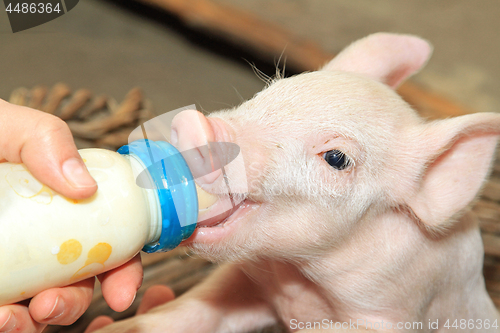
[6,166,54,204]
[63,197,79,204]
[57,239,82,265]
[20,291,25,295]
[70,243,112,283]
[85,243,112,265]
[31,185,54,204]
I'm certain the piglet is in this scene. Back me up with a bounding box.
[95,33,500,332]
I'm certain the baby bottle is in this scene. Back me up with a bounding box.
[0,139,217,306]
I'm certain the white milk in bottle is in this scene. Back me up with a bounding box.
[0,139,217,306]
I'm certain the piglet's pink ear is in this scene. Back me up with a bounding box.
[322,33,432,89]
[405,113,500,231]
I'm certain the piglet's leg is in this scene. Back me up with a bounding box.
[90,264,277,333]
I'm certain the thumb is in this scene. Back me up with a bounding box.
[0,99,97,199]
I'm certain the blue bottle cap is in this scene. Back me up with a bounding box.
[117,139,198,253]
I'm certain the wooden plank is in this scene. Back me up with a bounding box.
[139,0,332,71]
[136,0,475,119]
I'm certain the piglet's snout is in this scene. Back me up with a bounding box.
[171,110,248,226]
[171,110,222,187]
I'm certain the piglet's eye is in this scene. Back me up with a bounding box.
[323,150,350,170]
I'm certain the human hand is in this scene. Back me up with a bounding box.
[0,99,143,332]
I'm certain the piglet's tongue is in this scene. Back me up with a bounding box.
[196,210,233,228]
[196,202,240,227]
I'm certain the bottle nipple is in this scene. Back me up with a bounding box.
[196,184,218,212]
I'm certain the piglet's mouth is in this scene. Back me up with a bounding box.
[196,198,260,229]
[180,196,261,245]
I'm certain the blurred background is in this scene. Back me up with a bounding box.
[1,1,499,332]
[2,0,499,116]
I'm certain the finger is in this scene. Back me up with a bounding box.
[83,315,114,333]
[136,285,175,315]
[0,304,44,333]
[98,254,143,312]
[0,99,97,199]
[28,278,95,326]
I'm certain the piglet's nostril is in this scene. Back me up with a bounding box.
[180,144,218,183]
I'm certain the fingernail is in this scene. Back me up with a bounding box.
[62,158,97,188]
[170,129,178,146]
[0,311,16,332]
[44,296,65,320]
[127,292,137,310]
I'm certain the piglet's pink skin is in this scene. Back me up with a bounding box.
[96,33,500,332]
